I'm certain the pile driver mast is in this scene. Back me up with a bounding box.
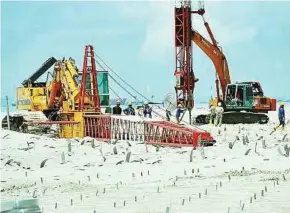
[79,45,101,112]
[174,0,198,124]
[176,1,276,124]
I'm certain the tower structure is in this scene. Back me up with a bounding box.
[174,0,198,124]
[79,45,100,112]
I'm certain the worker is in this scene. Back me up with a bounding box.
[236,89,243,106]
[123,102,135,115]
[209,104,216,125]
[48,103,60,121]
[215,102,224,127]
[143,102,152,118]
[166,110,171,121]
[113,100,122,115]
[176,104,184,124]
[274,103,285,131]
[105,106,112,113]
[55,106,62,121]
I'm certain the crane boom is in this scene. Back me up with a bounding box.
[191,29,231,99]
[190,0,231,100]
[60,59,80,101]
[177,0,276,125]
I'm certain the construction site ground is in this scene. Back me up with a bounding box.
[1,103,289,213]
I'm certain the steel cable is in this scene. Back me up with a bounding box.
[108,85,122,100]
[94,55,207,132]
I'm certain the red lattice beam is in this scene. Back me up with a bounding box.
[82,115,215,147]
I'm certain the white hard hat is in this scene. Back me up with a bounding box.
[218,102,222,106]
[144,101,149,105]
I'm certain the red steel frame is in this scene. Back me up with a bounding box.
[79,45,101,112]
[24,121,79,125]
[23,116,215,147]
[174,1,197,110]
[83,115,111,140]
[82,115,215,147]
[144,121,213,147]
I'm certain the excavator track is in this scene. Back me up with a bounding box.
[195,111,269,125]
[1,115,24,131]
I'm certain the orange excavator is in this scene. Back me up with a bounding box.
[175,1,276,124]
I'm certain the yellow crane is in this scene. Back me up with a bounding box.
[2,48,109,132]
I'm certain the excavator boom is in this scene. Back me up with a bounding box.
[188,1,276,124]
[191,29,231,99]
[22,57,57,87]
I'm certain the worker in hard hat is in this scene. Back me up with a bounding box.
[113,100,122,115]
[209,104,216,125]
[143,102,152,118]
[274,103,285,131]
[215,102,224,127]
[176,103,184,124]
[123,102,135,115]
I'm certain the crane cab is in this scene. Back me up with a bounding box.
[238,81,276,112]
[224,82,276,112]
[224,83,254,111]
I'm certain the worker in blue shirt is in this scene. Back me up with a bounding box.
[176,104,184,124]
[274,103,285,131]
[123,102,135,115]
[143,102,152,118]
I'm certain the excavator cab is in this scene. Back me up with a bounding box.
[224,83,254,111]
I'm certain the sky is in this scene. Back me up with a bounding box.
[1,0,290,104]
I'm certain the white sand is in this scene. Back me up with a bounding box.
[1,104,290,212]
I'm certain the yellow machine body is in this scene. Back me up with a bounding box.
[59,111,102,138]
[16,87,49,111]
[59,111,84,138]
[11,50,109,138]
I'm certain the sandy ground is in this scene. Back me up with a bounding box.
[1,104,290,212]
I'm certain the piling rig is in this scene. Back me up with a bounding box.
[174,0,276,125]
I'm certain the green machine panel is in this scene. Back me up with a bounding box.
[78,71,110,107]
[97,71,110,107]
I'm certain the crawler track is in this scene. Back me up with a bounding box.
[1,111,56,132]
[195,112,269,125]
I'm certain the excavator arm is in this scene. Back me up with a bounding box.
[47,59,81,108]
[191,29,231,99]
[60,59,80,103]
